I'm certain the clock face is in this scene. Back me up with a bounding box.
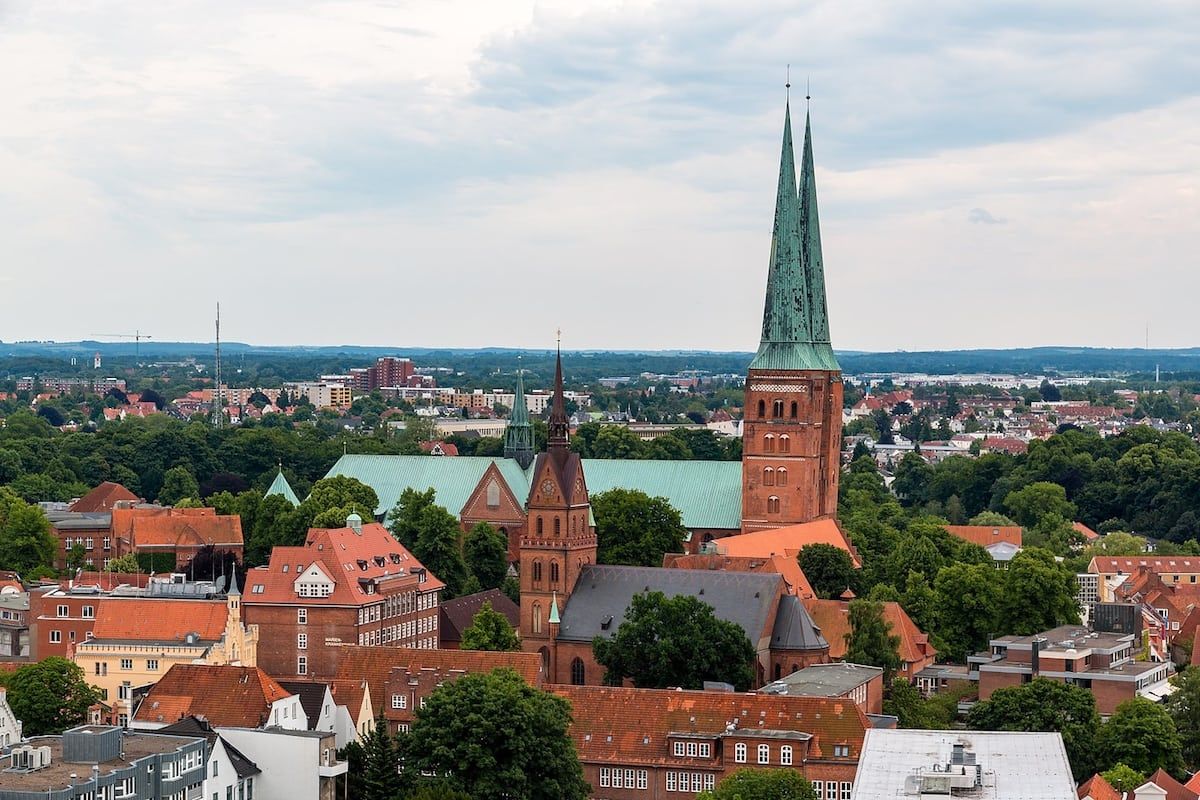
[541,479,555,496]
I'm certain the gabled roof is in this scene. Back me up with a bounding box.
[133,665,292,728]
[804,599,935,665]
[90,598,228,644]
[552,685,868,765]
[944,525,1023,549]
[713,519,861,567]
[1077,774,1121,800]
[265,469,300,507]
[1091,557,1200,574]
[278,681,330,730]
[438,589,520,645]
[1141,768,1198,800]
[663,552,816,599]
[557,564,782,646]
[324,454,532,517]
[112,506,244,549]
[156,716,261,778]
[1072,522,1101,542]
[70,482,139,512]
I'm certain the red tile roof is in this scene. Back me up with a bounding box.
[804,599,935,665]
[1077,773,1121,800]
[1144,768,1198,800]
[1091,557,1200,574]
[1185,771,1200,794]
[132,665,292,728]
[70,482,139,512]
[944,525,1023,549]
[1072,522,1101,542]
[713,519,861,567]
[91,598,228,643]
[663,553,816,600]
[111,506,243,549]
[244,522,443,607]
[551,685,868,765]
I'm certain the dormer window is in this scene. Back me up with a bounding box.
[374,556,386,567]
[357,560,369,571]
[389,553,401,564]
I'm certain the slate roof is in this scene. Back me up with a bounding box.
[552,685,868,765]
[133,665,292,728]
[712,519,861,566]
[156,716,261,778]
[663,553,816,599]
[557,564,781,645]
[278,681,329,731]
[70,482,139,512]
[770,595,829,651]
[438,588,520,645]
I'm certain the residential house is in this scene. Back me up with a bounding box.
[217,727,346,800]
[241,516,444,680]
[278,681,341,741]
[0,593,29,661]
[131,664,303,731]
[553,685,867,800]
[1089,557,1200,603]
[1132,769,1199,800]
[944,525,1023,565]
[804,599,936,682]
[1077,773,1122,800]
[0,688,21,748]
[438,588,520,649]
[155,717,261,800]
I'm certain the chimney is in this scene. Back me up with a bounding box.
[346,513,363,534]
[1031,637,1042,677]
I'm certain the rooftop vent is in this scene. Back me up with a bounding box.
[347,513,363,533]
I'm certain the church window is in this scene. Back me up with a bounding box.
[554,517,561,536]
[571,657,585,685]
[550,561,560,585]
[532,603,543,634]
[777,467,788,486]
[790,401,798,418]
[764,434,775,453]
[533,560,543,583]
[757,399,765,418]
[768,496,780,514]
[779,434,790,453]
[773,399,784,418]
[486,480,500,508]
[536,516,543,535]
[763,467,774,486]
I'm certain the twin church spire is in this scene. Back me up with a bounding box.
[751,101,838,372]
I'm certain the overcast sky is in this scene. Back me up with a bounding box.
[2,1,1197,352]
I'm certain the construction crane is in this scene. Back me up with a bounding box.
[90,331,153,358]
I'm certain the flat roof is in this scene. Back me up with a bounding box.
[0,732,200,792]
[993,625,1131,651]
[762,663,882,697]
[850,730,1076,800]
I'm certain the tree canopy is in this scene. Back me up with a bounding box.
[592,591,756,691]
[6,657,102,735]
[844,599,901,679]
[797,543,857,599]
[461,602,520,652]
[697,768,817,800]
[591,488,687,567]
[1098,697,1185,778]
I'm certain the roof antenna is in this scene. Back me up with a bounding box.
[785,64,790,102]
[806,76,811,110]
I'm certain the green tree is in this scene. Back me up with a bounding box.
[1003,481,1077,528]
[933,563,1000,661]
[1166,667,1200,770]
[592,591,755,690]
[464,522,509,591]
[0,493,57,574]
[998,548,1080,635]
[844,599,901,679]
[969,510,1018,527]
[1101,764,1145,794]
[461,602,520,651]
[590,425,646,459]
[106,553,142,573]
[1098,697,1185,778]
[797,543,857,599]
[413,504,469,598]
[389,487,438,550]
[157,465,200,505]
[6,657,102,735]
[405,669,588,800]
[967,678,1100,780]
[357,716,403,800]
[306,475,379,518]
[592,488,687,567]
[696,768,816,800]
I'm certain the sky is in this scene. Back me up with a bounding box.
[1,0,1197,353]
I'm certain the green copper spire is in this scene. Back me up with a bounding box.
[265,466,300,507]
[504,363,535,469]
[549,592,561,625]
[799,110,839,370]
[749,101,838,372]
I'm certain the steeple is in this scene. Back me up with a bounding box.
[799,109,838,368]
[749,100,838,372]
[547,337,569,451]
[504,362,535,469]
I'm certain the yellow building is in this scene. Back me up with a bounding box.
[73,584,257,725]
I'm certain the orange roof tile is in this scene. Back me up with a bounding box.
[133,664,292,728]
[91,598,228,643]
[551,685,868,766]
[804,599,935,665]
[70,482,139,512]
[944,525,1023,549]
[1186,771,1200,795]
[1144,768,1198,800]
[1091,557,1200,574]
[1072,522,1101,541]
[1077,773,1121,800]
[713,519,861,567]
[662,553,815,599]
[118,507,243,549]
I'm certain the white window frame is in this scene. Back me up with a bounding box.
[666,772,676,792]
[298,608,307,624]
[841,782,853,800]
[698,742,710,758]
[734,742,746,763]
[673,741,684,756]
[781,745,793,765]
[57,605,69,618]
[600,767,610,788]
[297,656,307,675]
[758,743,769,764]
[297,633,307,650]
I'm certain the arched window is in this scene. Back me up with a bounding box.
[781,745,793,766]
[532,560,543,583]
[554,517,561,536]
[532,603,543,634]
[757,399,765,418]
[790,401,798,419]
[767,496,780,514]
[777,467,788,487]
[757,744,770,764]
[763,467,775,486]
[779,434,790,453]
[734,743,747,763]
[570,657,585,685]
[550,561,560,585]
[774,663,782,680]
[486,479,500,508]
[763,434,775,453]
[536,516,543,536]
[773,399,784,418]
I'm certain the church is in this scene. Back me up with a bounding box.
[323,98,843,686]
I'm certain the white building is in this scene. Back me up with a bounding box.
[0,687,22,748]
[850,730,1076,800]
[219,727,346,800]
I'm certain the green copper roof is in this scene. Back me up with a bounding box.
[265,469,300,507]
[323,455,743,530]
[504,368,534,469]
[749,102,839,373]
[548,593,561,625]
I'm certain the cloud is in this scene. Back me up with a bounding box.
[967,208,1005,225]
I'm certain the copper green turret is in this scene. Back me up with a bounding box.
[504,363,535,469]
[749,102,838,372]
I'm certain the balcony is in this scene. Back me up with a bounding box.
[319,760,349,778]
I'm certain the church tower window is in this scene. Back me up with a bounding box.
[763,467,774,486]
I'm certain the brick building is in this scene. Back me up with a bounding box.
[241,517,443,680]
[131,664,303,730]
[760,662,885,716]
[46,504,244,571]
[29,573,151,660]
[552,685,866,799]
[350,357,416,391]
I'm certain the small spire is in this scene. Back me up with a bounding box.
[549,592,561,625]
[548,335,569,450]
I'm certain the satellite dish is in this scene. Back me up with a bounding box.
[214,575,227,593]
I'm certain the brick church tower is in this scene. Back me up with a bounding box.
[741,99,843,532]
[519,343,595,680]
